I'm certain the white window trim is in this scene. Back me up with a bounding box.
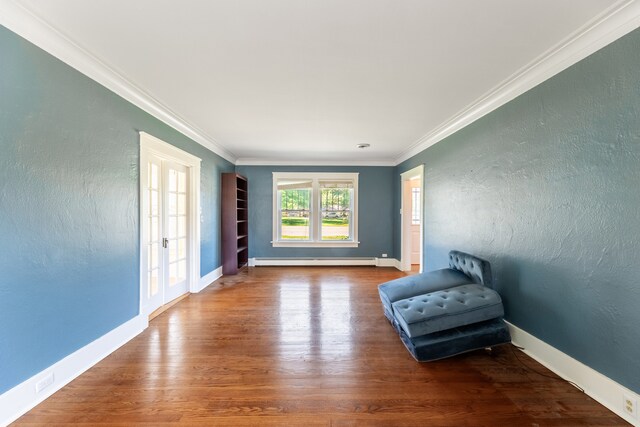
[272,172,359,248]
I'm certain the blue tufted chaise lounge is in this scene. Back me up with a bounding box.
[378,250,511,361]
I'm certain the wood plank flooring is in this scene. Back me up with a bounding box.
[14,267,625,426]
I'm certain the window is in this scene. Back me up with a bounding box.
[273,172,358,247]
[411,187,421,225]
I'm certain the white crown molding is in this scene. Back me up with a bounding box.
[0,0,237,164]
[395,0,640,165]
[2,0,639,167]
[236,158,396,167]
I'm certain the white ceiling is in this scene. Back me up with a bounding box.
[13,0,626,164]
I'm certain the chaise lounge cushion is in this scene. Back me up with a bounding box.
[378,268,472,319]
[400,318,511,361]
[448,250,492,287]
[392,284,504,338]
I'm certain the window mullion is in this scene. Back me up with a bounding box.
[272,172,359,247]
[312,178,319,241]
[277,189,282,240]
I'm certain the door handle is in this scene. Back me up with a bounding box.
[162,238,168,248]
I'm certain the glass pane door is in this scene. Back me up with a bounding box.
[145,155,163,312]
[163,162,189,302]
[143,157,190,315]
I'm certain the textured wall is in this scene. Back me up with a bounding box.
[0,25,233,394]
[236,165,395,258]
[395,28,640,392]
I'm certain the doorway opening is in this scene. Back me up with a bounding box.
[400,165,424,273]
[139,132,201,321]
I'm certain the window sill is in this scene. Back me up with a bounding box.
[272,240,360,248]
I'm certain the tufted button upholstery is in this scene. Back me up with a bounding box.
[391,284,504,338]
[377,268,474,321]
[378,250,511,361]
[448,250,492,287]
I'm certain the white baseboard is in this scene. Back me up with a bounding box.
[195,266,223,292]
[375,257,400,268]
[0,314,146,426]
[250,257,400,268]
[252,257,376,266]
[506,321,639,426]
[6,298,633,426]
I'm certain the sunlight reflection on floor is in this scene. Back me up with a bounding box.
[278,279,353,359]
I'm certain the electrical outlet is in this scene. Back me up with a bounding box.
[623,394,637,419]
[35,372,54,393]
[382,253,388,258]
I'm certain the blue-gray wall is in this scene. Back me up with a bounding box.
[236,166,394,258]
[395,28,640,392]
[3,12,639,400]
[0,25,234,394]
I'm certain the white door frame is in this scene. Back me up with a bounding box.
[400,165,424,272]
[139,132,201,318]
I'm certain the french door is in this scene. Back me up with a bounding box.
[145,154,190,314]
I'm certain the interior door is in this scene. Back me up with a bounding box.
[145,154,164,312]
[162,162,189,302]
[410,183,421,265]
[143,157,190,315]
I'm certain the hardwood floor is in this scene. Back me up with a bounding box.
[14,267,624,426]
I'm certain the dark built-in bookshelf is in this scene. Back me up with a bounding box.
[221,173,248,275]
